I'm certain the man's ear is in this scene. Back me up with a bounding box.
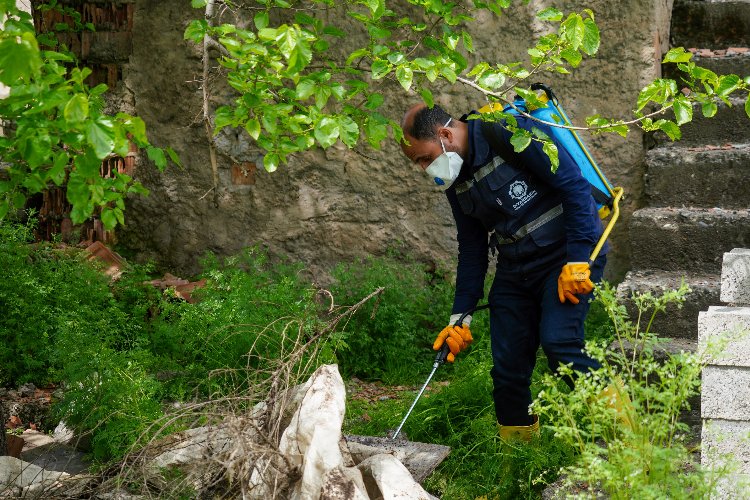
[438,126,453,143]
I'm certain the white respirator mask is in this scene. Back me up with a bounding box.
[425,118,463,190]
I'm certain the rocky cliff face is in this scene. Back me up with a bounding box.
[65,0,674,282]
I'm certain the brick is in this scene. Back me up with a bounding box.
[721,249,750,305]
[702,366,750,420]
[699,307,750,367]
[232,163,257,185]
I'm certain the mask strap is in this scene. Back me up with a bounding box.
[439,117,452,153]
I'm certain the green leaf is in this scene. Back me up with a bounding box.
[338,115,359,148]
[716,74,741,97]
[560,48,582,67]
[263,152,279,172]
[191,0,208,7]
[581,18,600,56]
[296,79,317,99]
[745,94,750,119]
[420,88,434,108]
[662,47,693,64]
[561,13,585,51]
[254,11,270,30]
[365,93,384,110]
[66,171,89,207]
[636,79,675,111]
[510,129,531,152]
[0,32,42,84]
[64,94,89,123]
[462,31,474,52]
[657,120,681,141]
[314,85,332,109]
[477,71,505,90]
[147,146,167,169]
[244,117,261,140]
[49,152,69,186]
[371,60,391,80]
[395,65,413,91]
[86,119,115,159]
[536,7,563,22]
[183,19,208,43]
[101,208,117,230]
[542,141,559,171]
[672,97,693,125]
[702,101,717,118]
[314,116,339,148]
[165,147,182,168]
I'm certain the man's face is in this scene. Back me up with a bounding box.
[401,135,443,171]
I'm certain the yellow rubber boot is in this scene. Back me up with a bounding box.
[498,415,540,442]
[599,378,635,433]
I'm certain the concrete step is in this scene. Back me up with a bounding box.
[671,0,750,49]
[616,269,720,340]
[629,207,750,273]
[655,95,750,147]
[663,49,750,82]
[644,143,750,208]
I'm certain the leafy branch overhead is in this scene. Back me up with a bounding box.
[185,0,750,172]
[0,1,179,228]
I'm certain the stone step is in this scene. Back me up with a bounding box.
[644,143,750,208]
[671,0,750,49]
[629,207,750,273]
[616,269,720,340]
[663,50,750,82]
[655,95,750,147]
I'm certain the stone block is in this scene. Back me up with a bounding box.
[702,366,750,420]
[721,249,750,305]
[699,307,750,367]
[644,144,750,209]
[617,269,720,340]
[629,208,750,274]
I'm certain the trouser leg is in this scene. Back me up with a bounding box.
[488,271,539,426]
[538,255,606,384]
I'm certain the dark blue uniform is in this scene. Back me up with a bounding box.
[445,113,607,426]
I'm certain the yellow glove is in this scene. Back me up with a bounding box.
[433,323,473,363]
[557,262,594,304]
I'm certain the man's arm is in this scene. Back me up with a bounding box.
[446,188,490,315]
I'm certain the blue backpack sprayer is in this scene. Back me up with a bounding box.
[391,84,624,439]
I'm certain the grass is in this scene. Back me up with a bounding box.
[1,216,616,498]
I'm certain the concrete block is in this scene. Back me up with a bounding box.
[702,366,750,420]
[699,307,750,367]
[703,419,750,472]
[721,249,750,305]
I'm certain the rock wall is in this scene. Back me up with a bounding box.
[112,0,674,281]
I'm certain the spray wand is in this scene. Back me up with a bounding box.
[391,303,491,440]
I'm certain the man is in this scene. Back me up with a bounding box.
[400,102,607,440]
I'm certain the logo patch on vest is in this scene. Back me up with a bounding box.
[509,180,537,210]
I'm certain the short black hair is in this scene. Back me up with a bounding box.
[406,105,451,140]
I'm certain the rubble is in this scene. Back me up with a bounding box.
[1,365,447,499]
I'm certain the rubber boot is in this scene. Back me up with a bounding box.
[599,378,635,433]
[498,415,540,442]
